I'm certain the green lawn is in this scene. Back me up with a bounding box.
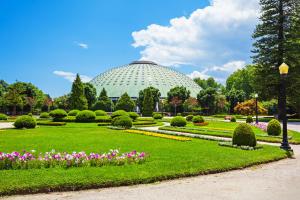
[0,123,287,195]
[159,120,300,144]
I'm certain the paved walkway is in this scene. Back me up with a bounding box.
[0,122,13,129]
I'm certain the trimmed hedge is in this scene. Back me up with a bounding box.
[39,112,50,119]
[95,116,112,123]
[232,123,256,147]
[192,115,204,123]
[112,116,132,129]
[230,116,237,122]
[0,113,8,120]
[111,110,129,118]
[153,113,163,120]
[97,122,111,126]
[50,109,68,121]
[170,116,187,127]
[129,112,139,121]
[246,116,253,123]
[133,121,156,126]
[62,116,76,122]
[186,115,193,121]
[68,110,80,116]
[37,121,66,126]
[14,115,36,129]
[267,119,281,136]
[76,110,96,122]
[94,110,107,116]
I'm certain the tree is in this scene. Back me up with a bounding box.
[93,88,114,111]
[252,0,300,116]
[167,86,190,114]
[234,99,267,115]
[197,87,217,115]
[183,97,199,112]
[137,86,161,114]
[0,80,9,112]
[25,96,37,113]
[4,82,25,115]
[216,95,228,114]
[142,88,154,116]
[115,92,135,112]
[43,95,53,112]
[69,74,88,110]
[83,83,97,109]
[194,77,222,90]
[53,95,70,110]
[169,96,182,115]
[226,89,245,114]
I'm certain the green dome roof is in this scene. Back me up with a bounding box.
[90,61,201,98]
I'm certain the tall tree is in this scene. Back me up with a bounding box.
[167,86,190,114]
[115,92,135,112]
[142,88,154,116]
[137,86,161,113]
[93,88,114,111]
[83,83,97,109]
[252,0,300,116]
[69,74,88,110]
[169,96,182,115]
[226,89,245,114]
[194,77,222,90]
[4,82,25,115]
[197,87,218,115]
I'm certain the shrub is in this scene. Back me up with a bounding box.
[176,113,182,116]
[232,123,256,147]
[95,116,112,123]
[194,122,209,126]
[112,115,132,129]
[246,116,254,123]
[186,115,193,121]
[170,116,187,127]
[111,110,129,118]
[234,99,267,115]
[97,122,111,126]
[153,113,163,120]
[37,121,66,126]
[76,110,96,122]
[0,113,8,120]
[267,119,281,136]
[129,112,139,121]
[94,110,107,116]
[62,116,76,122]
[68,109,80,116]
[230,116,236,122]
[50,109,68,121]
[14,115,36,129]
[40,112,50,119]
[28,113,32,117]
[192,115,204,123]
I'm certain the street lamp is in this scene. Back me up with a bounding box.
[254,93,258,124]
[279,63,291,151]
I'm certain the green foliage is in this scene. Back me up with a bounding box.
[53,95,70,110]
[69,74,88,110]
[94,110,107,116]
[95,116,112,123]
[261,99,278,115]
[234,99,267,115]
[153,113,163,120]
[49,109,68,120]
[194,77,222,90]
[137,86,161,114]
[192,115,204,123]
[93,88,114,112]
[167,86,190,103]
[186,115,194,121]
[4,82,25,115]
[230,116,237,122]
[75,110,96,122]
[246,116,254,123]
[232,123,257,147]
[0,113,8,120]
[115,92,135,112]
[197,87,217,115]
[128,112,139,121]
[83,83,97,109]
[68,109,80,116]
[39,112,50,119]
[37,121,66,126]
[142,88,154,116]
[226,88,245,114]
[170,116,187,127]
[267,119,281,136]
[14,115,36,129]
[112,115,132,129]
[62,116,76,122]
[111,110,129,118]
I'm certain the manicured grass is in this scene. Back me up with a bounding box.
[159,120,300,144]
[0,123,287,195]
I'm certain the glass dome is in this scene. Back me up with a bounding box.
[90,61,201,98]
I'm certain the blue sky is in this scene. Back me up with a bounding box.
[0,0,259,97]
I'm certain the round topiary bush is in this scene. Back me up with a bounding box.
[28,113,33,117]
[170,116,187,127]
[192,115,204,123]
[230,116,237,122]
[232,123,256,147]
[267,119,281,136]
[14,115,36,129]
[186,115,193,121]
[246,116,254,123]
[0,113,8,120]
[68,109,80,116]
[176,113,182,116]
[128,112,139,121]
[111,110,129,118]
[112,115,132,129]
[94,110,107,116]
[40,112,50,119]
[50,109,68,121]
[76,110,96,122]
[153,113,163,120]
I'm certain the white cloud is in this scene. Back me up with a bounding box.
[132,0,259,80]
[74,41,88,49]
[188,70,210,80]
[53,71,92,83]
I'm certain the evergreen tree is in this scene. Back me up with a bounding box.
[142,88,154,116]
[115,92,135,112]
[69,74,88,110]
[252,0,300,115]
[93,88,114,111]
[83,83,97,109]
[197,87,217,115]
[137,86,161,113]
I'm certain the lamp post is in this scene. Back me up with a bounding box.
[254,93,258,124]
[279,63,291,151]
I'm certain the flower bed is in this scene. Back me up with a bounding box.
[126,129,191,141]
[0,149,146,170]
[251,122,267,132]
[193,122,209,126]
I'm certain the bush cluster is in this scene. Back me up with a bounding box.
[37,121,66,126]
[192,115,204,123]
[111,110,129,118]
[112,115,132,129]
[68,110,80,116]
[153,113,163,120]
[94,110,107,116]
[39,112,50,119]
[14,115,36,129]
[267,119,281,136]
[186,115,193,121]
[230,116,237,122]
[95,116,112,123]
[129,112,139,121]
[232,123,256,147]
[246,116,253,123]
[76,110,96,122]
[0,113,8,120]
[50,109,68,121]
[170,116,187,127]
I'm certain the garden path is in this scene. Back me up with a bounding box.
[0,122,13,129]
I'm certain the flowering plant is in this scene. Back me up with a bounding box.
[0,149,146,170]
[251,122,267,132]
[126,130,191,141]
